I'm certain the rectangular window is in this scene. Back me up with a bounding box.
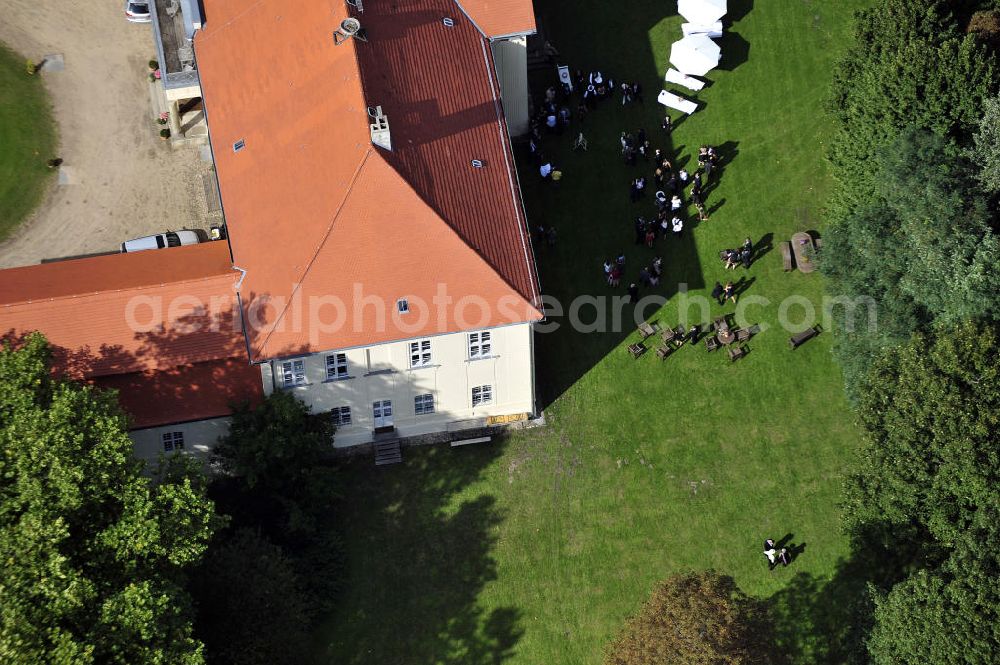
[414,393,435,415]
[330,406,351,426]
[162,431,185,452]
[325,353,348,380]
[280,359,306,387]
[468,331,492,359]
[471,384,493,407]
[409,339,432,367]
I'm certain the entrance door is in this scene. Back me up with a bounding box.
[373,400,394,429]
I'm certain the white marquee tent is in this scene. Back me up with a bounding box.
[669,34,721,77]
[678,0,727,25]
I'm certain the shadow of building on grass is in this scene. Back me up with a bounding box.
[523,0,751,407]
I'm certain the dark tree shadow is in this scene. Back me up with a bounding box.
[318,440,523,664]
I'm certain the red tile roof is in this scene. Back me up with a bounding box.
[0,242,259,428]
[456,0,536,37]
[0,242,246,378]
[94,358,264,429]
[196,0,541,361]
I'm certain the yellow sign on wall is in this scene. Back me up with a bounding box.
[486,412,529,426]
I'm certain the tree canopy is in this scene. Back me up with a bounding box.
[844,321,1000,663]
[605,571,772,665]
[0,333,217,664]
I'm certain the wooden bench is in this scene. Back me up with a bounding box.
[713,315,730,333]
[628,342,646,358]
[789,327,820,349]
[736,328,751,342]
[661,328,676,345]
[451,436,491,447]
[728,345,747,362]
[656,344,673,360]
[705,336,720,352]
[780,241,793,271]
[637,321,657,340]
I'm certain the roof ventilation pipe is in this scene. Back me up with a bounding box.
[346,0,364,13]
[334,17,367,45]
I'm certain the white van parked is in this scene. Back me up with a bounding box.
[120,230,202,253]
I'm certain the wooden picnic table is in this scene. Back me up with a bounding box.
[791,232,816,273]
[717,329,735,345]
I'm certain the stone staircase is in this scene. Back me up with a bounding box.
[374,438,402,466]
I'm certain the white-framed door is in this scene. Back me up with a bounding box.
[373,400,393,428]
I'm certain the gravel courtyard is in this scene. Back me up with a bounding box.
[0,0,217,268]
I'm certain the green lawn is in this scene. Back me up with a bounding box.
[0,43,56,241]
[322,1,870,663]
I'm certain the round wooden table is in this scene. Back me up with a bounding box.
[717,329,735,345]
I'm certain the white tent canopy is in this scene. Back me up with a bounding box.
[681,21,723,39]
[669,34,721,77]
[678,0,727,26]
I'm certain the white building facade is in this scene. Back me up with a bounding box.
[260,323,536,448]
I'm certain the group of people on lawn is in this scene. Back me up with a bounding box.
[528,64,755,309]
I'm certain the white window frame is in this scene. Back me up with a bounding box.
[409,339,432,368]
[471,384,493,407]
[162,431,185,452]
[325,353,349,381]
[414,393,435,415]
[280,359,307,387]
[330,406,352,426]
[468,331,492,359]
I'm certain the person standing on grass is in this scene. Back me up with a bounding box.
[671,194,683,212]
[604,260,613,282]
[696,201,709,221]
[678,169,689,187]
[778,548,791,567]
[741,247,752,269]
[661,115,672,133]
[635,217,646,245]
[724,281,736,304]
[610,263,622,287]
[711,281,724,305]
[672,216,684,239]
[704,157,714,181]
[645,227,656,248]
[764,539,778,570]
[627,282,639,303]
[547,227,557,247]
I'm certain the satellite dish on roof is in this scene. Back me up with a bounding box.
[334,17,367,44]
[341,18,361,35]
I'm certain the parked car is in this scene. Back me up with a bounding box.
[125,1,151,23]
[121,230,202,253]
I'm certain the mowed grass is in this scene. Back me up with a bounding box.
[322,1,870,663]
[0,43,56,241]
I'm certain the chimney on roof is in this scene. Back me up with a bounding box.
[334,17,367,45]
[368,106,391,151]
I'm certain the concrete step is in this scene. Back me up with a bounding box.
[374,440,402,466]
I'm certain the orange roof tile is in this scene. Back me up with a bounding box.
[196,0,541,361]
[0,241,233,306]
[456,0,536,37]
[94,358,264,429]
[0,243,245,378]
